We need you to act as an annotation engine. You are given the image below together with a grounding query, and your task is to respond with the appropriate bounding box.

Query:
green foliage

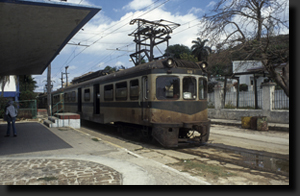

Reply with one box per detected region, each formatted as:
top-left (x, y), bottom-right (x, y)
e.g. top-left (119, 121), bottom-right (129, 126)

top-left (104, 65), bottom-right (126, 74)
top-left (0, 97), bottom-right (9, 118)
top-left (179, 53), bottom-right (198, 62)
top-left (239, 84), bottom-right (248, 91)
top-left (19, 90), bottom-right (38, 101)
top-left (164, 44), bottom-right (192, 59)
top-left (208, 82), bottom-right (218, 93)
top-left (191, 38), bottom-right (212, 61)
top-left (104, 66), bottom-right (117, 73)
top-left (19, 75), bottom-right (37, 92)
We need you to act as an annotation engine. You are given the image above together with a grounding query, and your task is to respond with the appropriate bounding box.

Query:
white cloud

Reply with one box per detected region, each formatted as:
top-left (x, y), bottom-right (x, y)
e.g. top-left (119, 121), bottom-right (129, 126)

top-left (44, 2), bottom-right (204, 91)
top-left (206, 1), bottom-right (216, 8)
top-left (188, 7), bottom-right (203, 15)
top-left (123, 0), bottom-right (154, 11)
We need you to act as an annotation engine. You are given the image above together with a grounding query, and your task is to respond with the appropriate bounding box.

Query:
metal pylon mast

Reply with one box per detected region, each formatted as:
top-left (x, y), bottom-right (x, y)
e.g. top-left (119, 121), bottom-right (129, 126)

top-left (128, 19), bottom-right (180, 66)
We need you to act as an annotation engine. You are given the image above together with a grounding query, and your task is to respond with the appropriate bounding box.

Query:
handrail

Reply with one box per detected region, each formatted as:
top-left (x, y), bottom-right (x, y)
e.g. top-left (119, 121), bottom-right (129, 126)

top-left (52, 98), bottom-right (65, 127)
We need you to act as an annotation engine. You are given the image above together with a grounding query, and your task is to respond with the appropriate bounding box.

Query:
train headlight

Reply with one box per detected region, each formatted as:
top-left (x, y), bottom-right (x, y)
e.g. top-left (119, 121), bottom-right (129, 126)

top-left (165, 58), bottom-right (174, 68)
top-left (200, 62), bottom-right (208, 70)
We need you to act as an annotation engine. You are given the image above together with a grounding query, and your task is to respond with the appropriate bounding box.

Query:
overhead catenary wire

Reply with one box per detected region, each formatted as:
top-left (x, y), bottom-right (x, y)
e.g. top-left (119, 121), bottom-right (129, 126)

top-left (53, 0), bottom-right (168, 80)
top-left (56, 0), bottom-right (171, 80)
top-left (50, 0), bottom-right (202, 90)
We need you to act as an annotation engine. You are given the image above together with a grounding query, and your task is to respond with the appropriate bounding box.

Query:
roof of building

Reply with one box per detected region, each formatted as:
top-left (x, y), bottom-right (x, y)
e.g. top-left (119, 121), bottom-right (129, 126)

top-left (0, 0), bottom-right (101, 76)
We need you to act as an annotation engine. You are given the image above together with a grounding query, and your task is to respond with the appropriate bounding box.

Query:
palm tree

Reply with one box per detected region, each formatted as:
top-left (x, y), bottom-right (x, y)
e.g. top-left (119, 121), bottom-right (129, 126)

top-left (0, 76), bottom-right (18, 97)
top-left (0, 76), bottom-right (11, 97)
top-left (191, 38), bottom-right (212, 62)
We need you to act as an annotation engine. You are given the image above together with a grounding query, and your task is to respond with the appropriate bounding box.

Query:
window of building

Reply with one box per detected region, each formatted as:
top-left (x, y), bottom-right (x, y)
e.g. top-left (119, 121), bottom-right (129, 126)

top-left (104, 84), bottom-right (114, 101)
top-left (156, 76), bottom-right (180, 100)
top-left (199, 78), bottom-right (208, 100)
top-left (130, 79), bottom-right (139, 100)
top-left (84, 89), bottom-right (90, 102)
top-left (183, 77), bottom-right (197, 100)
top-left (115, 82), bottom-right (127, 101)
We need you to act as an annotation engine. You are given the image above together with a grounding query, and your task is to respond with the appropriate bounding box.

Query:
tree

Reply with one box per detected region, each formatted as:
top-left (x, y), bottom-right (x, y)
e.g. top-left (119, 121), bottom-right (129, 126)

top-left (191, 37), bottom-right (212, 61)
top-left (104, 65), bottom-right (126, 74)
top-left (179, 53), bottom-right (198, 62)
top-left (18, 75), bottom-right (38, 101)
top-left (104, 66), bottom-right (117, 73)
top-left (198, 0), bottom-right (289, 96)
top-left (164, 44), bottom-right (191, 59)
top-left (0, 76), bottom-right (10, 97)
top-left (0, 76), bottom-right (18, 97)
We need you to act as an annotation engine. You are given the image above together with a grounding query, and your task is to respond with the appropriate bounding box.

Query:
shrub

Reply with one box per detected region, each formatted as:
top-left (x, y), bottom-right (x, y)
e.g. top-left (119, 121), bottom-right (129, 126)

top-left (239, 84), bottom-right (248, 91)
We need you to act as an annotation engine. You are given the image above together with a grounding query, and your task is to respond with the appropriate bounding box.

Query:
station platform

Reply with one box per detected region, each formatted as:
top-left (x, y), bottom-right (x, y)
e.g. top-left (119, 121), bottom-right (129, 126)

top-left (0, 120), bottom-right (210, 185)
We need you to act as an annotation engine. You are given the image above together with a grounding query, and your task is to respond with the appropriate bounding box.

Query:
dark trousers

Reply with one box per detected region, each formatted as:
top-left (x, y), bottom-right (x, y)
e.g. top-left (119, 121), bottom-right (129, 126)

top-left (6, 117), bottom-right (16, 135)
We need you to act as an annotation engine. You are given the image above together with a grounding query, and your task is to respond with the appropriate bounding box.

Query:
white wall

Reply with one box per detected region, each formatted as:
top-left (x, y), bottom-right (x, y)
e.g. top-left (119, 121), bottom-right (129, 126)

top-left (232, 60), bottom-right (268, 90)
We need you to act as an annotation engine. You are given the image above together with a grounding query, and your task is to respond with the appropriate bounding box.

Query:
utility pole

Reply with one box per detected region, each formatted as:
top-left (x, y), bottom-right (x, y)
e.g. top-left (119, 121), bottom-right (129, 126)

top-left (61, 72), bottom-right (64, 88)
top-left (47, 64), bottom-right (52, 116)
top-left (65, 66), bottom-right (69, 87)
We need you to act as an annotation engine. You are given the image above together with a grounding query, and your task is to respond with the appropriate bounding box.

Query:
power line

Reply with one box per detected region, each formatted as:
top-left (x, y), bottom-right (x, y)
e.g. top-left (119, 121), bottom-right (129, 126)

top-left (54, 0), bottom-right (170, 80)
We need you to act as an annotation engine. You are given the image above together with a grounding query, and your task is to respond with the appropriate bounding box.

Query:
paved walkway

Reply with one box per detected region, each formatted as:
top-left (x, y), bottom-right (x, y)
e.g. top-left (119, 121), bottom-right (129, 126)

top-left (0, 159), bottom-right (121, 185)
top-left (0, 121), bottom-right (210, 185)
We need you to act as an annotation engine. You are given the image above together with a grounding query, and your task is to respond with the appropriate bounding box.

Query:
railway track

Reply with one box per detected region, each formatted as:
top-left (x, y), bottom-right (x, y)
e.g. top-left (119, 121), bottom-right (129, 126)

top-left (80, 120), bottom-right (289, 177)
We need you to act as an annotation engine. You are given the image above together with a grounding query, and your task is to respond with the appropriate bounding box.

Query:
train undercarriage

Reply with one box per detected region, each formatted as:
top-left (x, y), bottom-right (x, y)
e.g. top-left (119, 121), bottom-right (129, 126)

top-left (115, 121), bottom-right (211, 148)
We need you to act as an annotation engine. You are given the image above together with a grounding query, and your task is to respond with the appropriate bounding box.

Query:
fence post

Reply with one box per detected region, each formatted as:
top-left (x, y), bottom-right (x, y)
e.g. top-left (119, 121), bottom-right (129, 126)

top-left (214, 84), bottom-right (224, 109)
top-left (262, 82), bottom-right (276, 111)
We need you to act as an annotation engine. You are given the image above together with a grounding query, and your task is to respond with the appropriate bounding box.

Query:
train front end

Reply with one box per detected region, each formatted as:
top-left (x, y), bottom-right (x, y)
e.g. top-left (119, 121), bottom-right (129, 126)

top-left (150, 58), bottom-right (211, 147)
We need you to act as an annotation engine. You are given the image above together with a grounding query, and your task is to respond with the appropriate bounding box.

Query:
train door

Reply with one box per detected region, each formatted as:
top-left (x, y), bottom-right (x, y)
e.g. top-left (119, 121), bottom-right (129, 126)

top-left (93, 84), bottom-right (100, 114)
top-left (78, 88), bottom-right (82, 113)
top-left (142, 76), bottom-right (149, 121)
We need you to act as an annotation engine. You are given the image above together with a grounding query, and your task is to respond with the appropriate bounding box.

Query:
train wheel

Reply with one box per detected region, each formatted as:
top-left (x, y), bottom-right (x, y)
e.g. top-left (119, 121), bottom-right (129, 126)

top-left (139, 127), bottom-right (153, 143)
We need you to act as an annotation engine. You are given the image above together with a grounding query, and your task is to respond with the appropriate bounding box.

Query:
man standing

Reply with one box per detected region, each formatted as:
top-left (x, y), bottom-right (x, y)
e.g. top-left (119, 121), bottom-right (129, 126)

top-left (5, 100), bottom-right (18, 137)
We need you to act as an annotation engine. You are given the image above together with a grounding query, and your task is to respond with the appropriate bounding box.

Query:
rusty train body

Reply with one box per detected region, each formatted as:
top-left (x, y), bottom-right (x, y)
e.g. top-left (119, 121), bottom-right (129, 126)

top-left (49, 58), bottom-right (210, 147)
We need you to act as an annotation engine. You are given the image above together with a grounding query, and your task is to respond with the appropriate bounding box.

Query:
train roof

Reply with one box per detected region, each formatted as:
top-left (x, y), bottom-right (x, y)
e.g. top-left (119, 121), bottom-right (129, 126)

top-left (53, 58), bottom-right (204, 93)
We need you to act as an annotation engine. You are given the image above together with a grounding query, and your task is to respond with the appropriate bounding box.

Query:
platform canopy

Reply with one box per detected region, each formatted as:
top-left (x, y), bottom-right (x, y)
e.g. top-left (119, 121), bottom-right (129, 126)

top-left (0, 0), bottom-right (101, 76)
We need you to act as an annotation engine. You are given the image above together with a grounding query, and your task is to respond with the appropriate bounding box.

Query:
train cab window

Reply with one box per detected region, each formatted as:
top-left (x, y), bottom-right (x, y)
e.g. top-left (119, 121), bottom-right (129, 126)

top-left (84, 89), bottom-right (90, 102)
top-left (156, 76), bottom-right (180, 100)
top-left (130, 79), bottom-right (139, 100)
top-left (183, 77), bottom-right (197, 100)
top-left (199, 78), bottom-right (208, 100)
top-left (104, 84), bottom-right (114, 101)
top-left (116, 82), bottom-right (127, 101)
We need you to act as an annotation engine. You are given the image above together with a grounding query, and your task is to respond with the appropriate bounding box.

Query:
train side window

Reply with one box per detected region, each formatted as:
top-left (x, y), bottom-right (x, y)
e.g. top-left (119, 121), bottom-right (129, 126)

top-left (69, 92), bottom-right (72, 102)
top-left (72, 91), bottom-right (76, 102)
top-left (130, 79), bottom-right (139, 100)
top-left (116, 82), bottom-right (127, 101)
top-left (156, 76), bottom-right (180, 100)
top-left (84, 89), bottom-right (90, 102)
top-left (64, 93), bottom-right (68, 103)
top-left (199, 78), bottom-right (208, 100)
top-left (104, 84), bottom-right (114, 101)
top-left (183, 77), bottom-right (197, 100)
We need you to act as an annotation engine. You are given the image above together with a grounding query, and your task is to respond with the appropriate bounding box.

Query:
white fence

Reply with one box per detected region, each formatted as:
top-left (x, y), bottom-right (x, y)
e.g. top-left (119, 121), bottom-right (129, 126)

top-left (208, 89), bottom-right (289, 110)
top-left (272, 90), bottom-right (289, 110)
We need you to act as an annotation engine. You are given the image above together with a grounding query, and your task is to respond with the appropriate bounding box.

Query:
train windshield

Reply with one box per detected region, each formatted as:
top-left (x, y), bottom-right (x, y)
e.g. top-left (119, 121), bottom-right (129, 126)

top-left (156, 76), bottom-right (180, 100)
top-left (183, 77), bottom-right (197, 100)
top-left (199, 78), bottom-right (208, 100)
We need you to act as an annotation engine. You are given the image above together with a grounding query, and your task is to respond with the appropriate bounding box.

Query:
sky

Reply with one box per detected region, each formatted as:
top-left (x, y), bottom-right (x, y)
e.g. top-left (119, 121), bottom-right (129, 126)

top-left (32, 0), bottom-right (289, 92)
top-left (32, 0), bottom-right (218, 92)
